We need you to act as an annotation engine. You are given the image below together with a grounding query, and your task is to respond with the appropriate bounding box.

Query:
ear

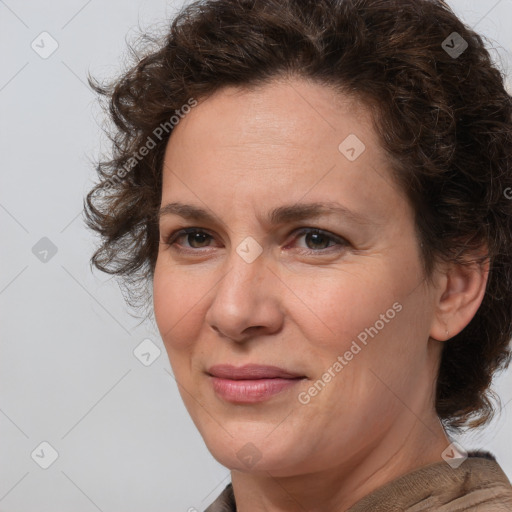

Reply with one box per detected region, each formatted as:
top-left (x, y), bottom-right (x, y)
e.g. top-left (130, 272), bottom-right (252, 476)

top-left (429, 247), bottom-right (490, 342)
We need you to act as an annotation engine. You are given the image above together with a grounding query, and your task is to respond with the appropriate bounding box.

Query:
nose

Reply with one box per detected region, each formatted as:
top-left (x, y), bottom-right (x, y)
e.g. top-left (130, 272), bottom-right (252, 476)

top-left (204, 245), bottom-right (284, 343)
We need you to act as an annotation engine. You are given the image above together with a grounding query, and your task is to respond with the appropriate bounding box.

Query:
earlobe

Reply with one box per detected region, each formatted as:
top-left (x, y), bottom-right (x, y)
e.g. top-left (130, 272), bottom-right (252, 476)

top-left (429, 252), bottom-right (490, 342)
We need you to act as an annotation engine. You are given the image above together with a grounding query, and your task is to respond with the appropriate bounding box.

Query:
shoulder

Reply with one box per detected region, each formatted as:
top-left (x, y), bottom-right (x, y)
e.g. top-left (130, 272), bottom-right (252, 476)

top-left (348, 451), bottom-right (512, 511)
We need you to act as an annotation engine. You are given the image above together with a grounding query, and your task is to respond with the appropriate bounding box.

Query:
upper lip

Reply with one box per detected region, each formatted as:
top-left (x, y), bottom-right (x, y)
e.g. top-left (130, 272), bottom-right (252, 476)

top-left (207, 364), bottom-right (305, 380)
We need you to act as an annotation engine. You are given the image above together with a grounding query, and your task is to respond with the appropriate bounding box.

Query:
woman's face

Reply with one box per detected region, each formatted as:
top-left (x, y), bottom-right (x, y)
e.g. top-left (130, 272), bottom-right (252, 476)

top-left (153, 77), bottom-right (445, 476)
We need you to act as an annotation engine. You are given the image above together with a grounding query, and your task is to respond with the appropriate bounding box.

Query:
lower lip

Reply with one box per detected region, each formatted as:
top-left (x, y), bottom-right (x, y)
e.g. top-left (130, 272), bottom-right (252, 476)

top-left (209, 376), bottom-right (304, 403)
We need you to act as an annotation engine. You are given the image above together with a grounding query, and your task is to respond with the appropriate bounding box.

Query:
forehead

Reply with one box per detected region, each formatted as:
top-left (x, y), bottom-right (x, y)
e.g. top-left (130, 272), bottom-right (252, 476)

top-left (167, 78), bottom-right (377, 153)
top-left (160, 77), bottom-right (408, 225)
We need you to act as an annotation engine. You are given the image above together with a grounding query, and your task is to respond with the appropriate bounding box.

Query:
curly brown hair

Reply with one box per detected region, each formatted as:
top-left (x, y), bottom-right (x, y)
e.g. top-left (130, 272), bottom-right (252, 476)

top-left (84, 0), bottom-right (512, 431)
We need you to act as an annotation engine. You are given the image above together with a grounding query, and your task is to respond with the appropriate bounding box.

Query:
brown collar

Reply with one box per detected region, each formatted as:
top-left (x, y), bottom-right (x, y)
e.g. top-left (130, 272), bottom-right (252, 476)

top-left (204, 451), bottom-right (512, 511)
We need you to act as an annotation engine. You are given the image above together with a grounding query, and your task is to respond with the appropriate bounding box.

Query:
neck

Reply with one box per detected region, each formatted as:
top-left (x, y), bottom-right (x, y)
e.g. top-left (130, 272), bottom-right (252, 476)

top-left (230, 410), bottom-right (450, 512)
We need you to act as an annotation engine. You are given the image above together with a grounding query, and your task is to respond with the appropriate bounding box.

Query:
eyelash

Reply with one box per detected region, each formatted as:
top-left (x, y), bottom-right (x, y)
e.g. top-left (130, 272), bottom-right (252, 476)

top-left (163, 227), bottom-right (348, 255)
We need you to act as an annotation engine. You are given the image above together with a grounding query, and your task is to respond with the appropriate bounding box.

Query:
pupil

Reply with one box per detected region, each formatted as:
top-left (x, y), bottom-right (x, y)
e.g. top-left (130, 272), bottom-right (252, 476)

top-left (307, 232), bottom-right (327, 249)
top-left (190, 233), bottom-right (207, 248)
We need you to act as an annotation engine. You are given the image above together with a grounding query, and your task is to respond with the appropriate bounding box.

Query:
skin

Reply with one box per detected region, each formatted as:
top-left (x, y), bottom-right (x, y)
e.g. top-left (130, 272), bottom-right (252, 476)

top-left (152, 77), bottom-right (489, 512)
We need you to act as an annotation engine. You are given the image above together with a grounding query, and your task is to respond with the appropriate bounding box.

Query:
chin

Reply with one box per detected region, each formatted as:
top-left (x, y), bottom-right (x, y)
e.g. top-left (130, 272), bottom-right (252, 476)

top-left (202, 431), bottom-right (305, 474)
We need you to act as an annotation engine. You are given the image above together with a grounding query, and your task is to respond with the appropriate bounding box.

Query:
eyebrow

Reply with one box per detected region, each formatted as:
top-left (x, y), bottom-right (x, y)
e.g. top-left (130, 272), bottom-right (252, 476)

top-left (158, 201), bottom-right (373, 227)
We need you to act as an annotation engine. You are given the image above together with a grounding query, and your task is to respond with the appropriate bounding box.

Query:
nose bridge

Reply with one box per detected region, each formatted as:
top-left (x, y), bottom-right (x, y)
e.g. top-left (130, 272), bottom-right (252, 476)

top-left (218, 236), bottom-right (267, 302)
top-left (206, 236), bottom-right (280, 338)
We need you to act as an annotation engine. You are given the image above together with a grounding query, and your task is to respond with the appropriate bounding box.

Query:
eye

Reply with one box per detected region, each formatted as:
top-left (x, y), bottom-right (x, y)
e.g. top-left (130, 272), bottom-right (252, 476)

top-left (163, 226), bottom-right (348, 255)
top-left (291, 228), bottom-right (348, 254)
top-left (164, 228), bottom-right (216, 251)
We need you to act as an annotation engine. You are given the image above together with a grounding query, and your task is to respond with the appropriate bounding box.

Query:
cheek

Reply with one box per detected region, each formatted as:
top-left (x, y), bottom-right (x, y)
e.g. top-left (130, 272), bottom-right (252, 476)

top-left (152, 263), bottom-right (208, 352)
top-left (291, 260), bottom-right (428, 404)
top-left (288, 266), bottom-right (400, 353)
top-left (305, 282), bottom-right (431, 416)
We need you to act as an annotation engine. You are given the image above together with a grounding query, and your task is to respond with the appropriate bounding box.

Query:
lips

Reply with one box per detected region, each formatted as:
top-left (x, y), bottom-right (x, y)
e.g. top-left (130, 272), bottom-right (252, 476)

top-left (207, 364), bottom-right (305, 380)
top-left (206, 364), bottom-right (306, 403)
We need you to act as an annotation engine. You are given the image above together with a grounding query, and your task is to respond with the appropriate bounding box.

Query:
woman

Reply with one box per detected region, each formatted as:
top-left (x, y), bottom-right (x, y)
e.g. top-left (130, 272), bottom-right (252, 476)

top-left (85, 0), bottom-right (512, 509)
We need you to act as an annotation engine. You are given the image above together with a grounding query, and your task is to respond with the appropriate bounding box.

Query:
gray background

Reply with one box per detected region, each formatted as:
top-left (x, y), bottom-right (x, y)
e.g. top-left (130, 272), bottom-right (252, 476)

top-left (1, 1), bottom-right (511, 510)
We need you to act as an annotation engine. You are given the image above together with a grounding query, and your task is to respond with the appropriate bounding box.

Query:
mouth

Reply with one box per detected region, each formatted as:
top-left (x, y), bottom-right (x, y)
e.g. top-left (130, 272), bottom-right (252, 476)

top-left (206, 364), bottom-right (306, 403)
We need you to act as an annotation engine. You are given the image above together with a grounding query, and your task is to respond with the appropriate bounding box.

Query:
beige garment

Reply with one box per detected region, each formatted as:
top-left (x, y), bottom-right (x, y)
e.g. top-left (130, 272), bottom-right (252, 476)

top-left (204, 451), bottom-right (512, 511)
